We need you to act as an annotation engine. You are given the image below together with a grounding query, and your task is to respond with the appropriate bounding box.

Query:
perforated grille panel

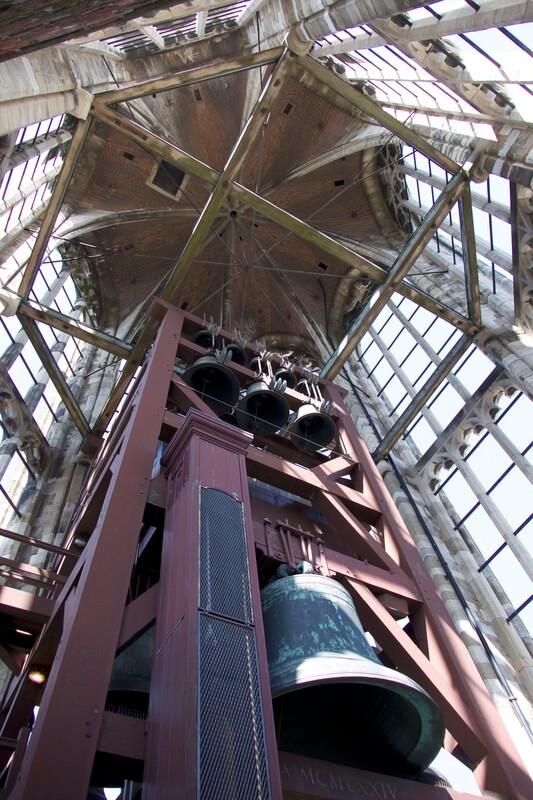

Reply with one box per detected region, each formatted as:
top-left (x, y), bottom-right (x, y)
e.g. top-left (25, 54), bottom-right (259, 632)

top-left (199, 487), bottom-right (253, 624)
top-left (198, 614), bottom-right (270, 800)
top-left (198, 488), bottom-right (270, 799)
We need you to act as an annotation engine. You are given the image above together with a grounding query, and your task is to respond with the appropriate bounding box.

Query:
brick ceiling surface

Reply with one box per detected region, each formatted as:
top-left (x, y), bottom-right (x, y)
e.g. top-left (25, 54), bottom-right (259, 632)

top-left (62, 58), bottom-right (402, 353)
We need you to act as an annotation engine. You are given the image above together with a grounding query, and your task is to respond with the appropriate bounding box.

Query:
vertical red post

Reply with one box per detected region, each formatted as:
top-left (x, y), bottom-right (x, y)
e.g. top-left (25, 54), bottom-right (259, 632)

top-left (143, 409), bottom-right (282, 800)
top-left (8, 305), bottom-right (182, 800)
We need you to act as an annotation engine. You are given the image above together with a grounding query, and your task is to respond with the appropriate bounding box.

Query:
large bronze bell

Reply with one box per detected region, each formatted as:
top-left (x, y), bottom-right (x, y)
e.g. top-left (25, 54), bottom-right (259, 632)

top-left (261, 573), bottom-right (445, 775)
top-left (183, 355), bottom-right (240, 415)
top-left (236, 380), bottom-right (290, 436)
top-left (287, 403), bottom-right (336, 452)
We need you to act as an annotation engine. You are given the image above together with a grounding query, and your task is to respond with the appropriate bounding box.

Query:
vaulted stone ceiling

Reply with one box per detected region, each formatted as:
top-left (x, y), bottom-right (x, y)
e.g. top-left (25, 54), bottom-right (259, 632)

top-left (3, 0), bottom-right (531, 435)
top-left (60, 47), bottom-right (403, 360)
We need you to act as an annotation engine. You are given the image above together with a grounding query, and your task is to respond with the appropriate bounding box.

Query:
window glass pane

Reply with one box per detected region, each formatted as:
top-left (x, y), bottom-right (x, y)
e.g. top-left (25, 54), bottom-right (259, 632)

top-left (402, 350), bottom-right (431, 383)
top-left (361, 342), bottom-right (382, 371)
top-left (505, 23), bottom-right (533, 52)
top-left (423, 319), bottom-right (453, 352)
top-left (37, 322), bottom-right (57, 349)
top-left (455, 347), bottom-right (494, 393)
top-left (439, 471), bottom-right (477, 518)
top-left (465, 438), bottom-right (512, 491)
top-left (491, 217), bottom-right (512, 254)
top-left (497, 394), bottom-right (532, 453)
top-left (360, 332), bottom-right (373, 352)
top-left (407, 416), bottom-right (436, 453)
top-left (389, 330), bottom-right (415, 362)
top-left (463, 506), bottom-right (504, 561)
top-left (490, 468), bottom-right (533, 532)
top-left (373, 359), bottom-right (394, 386)
top-left (490, 548), bottom-right (532, 611)
top-left (379, 315), bottom-right (403, 347)
top-left (517, 518), bottom-right (532, 551)
top-left (410, 306), bottom-right (436, 333)
top-left (428, 384), bottom-right (463, 427)
top-left (382, 374), bottom-right (406, 408)
top-left (516, 602), bottom-right (533, 635)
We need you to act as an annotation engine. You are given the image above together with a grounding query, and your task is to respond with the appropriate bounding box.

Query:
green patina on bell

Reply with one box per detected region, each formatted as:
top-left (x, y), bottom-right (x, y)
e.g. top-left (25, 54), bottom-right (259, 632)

top-left (261, 573), bottom-right (445, 776)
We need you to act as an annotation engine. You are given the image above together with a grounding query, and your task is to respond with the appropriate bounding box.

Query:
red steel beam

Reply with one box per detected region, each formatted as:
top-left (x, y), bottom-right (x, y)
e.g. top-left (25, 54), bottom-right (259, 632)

top-left (326, 381), bottom-right (533, 799)
top-left (6, 305), bottom-right (183, 800)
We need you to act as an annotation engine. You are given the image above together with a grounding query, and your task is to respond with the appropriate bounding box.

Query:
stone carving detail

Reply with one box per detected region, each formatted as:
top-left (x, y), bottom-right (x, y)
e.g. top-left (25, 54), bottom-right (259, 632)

top-left (512, 185), bottom-right (533, 335)
top-left (0, 382), bottom-right (44, 473)
top-left (376, 143), bottom-right (413, 234)
top-left (60, 241), bottom-right (100, 324)
top-left (0, 389), bottom-right (23, 437)
top-left (481, 381), bottom-right (519, 422)
top-left (426, 379), bottom-right (520, 490)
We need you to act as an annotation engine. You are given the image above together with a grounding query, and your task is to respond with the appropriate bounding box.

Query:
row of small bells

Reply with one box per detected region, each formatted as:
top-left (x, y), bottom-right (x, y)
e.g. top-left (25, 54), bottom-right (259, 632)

top-left (182, 331), bottom-right (336, 452)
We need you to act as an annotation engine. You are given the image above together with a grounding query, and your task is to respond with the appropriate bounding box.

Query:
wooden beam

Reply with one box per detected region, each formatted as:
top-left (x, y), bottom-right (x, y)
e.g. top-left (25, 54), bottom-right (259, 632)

top-left (321, 170), bottom-right (470, 378)
top-left (90, 102), bottom-right (387, 282)
top-left (459, 187), bottom-right (482, 327)
top-left (17, 117), bottom-right (91, 300)
top-left (0, 527), bottom-right (78, 560)
top-left (98, 47), bottom-right (284, 105)
top-left (90, 51), bottom-right (294, 435)
top-left (18, 300), bottom-right (132, 359)
top-left (345, 579), bottom-right (487, 761)
top-left (246, 446), bottom-right (381, 523)
top-left (18, 317), bottom-right (89, 437)
top-left (300, 55), bottom-right (461, 175)
top-left (346, 578), bottom-right (533, 799)
top-left (160, 46), bottom-right (294, 303)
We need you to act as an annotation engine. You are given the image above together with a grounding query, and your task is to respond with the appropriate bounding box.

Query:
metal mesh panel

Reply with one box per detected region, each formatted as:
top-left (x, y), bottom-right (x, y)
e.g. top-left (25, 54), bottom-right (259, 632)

top-left (199, 613), bottom-right (270, 800)
top-left (199, 487), bottom-right (253, 623)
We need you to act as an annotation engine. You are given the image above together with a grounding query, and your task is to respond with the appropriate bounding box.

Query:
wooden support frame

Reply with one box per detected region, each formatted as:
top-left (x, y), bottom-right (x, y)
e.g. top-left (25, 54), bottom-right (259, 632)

top-left (320, 170), bottom-right (470, 379)
top-left (371, 333), bottom-right (472, 462)
top-left (90, 102), bottom-right (477, 337)
top-left (3, 302), bottom-right (184, 800)
top-left (459, 186), bottom-right (482, 327)
top-left (98, 47), bottom-right (284, 105)
top-left (18, 300), bottom-right (132, 359)
top-left (17, 118), bottom-right (91, 300)
top-left (157, 44), bottom-right (294, 303)
top-left (300, 55), bottom-right (462, 175)
top-left (18, 316), bottom-right (89, 437)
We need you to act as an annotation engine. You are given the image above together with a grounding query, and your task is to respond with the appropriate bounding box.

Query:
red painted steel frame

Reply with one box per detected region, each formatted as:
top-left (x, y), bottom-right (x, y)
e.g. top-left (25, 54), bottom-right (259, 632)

top-left (0, 305), bottom-right (530, 800)
top-left (5, 303), bottom-right (183, 799)
top-left (143, 409), bottom-right (281, 799)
